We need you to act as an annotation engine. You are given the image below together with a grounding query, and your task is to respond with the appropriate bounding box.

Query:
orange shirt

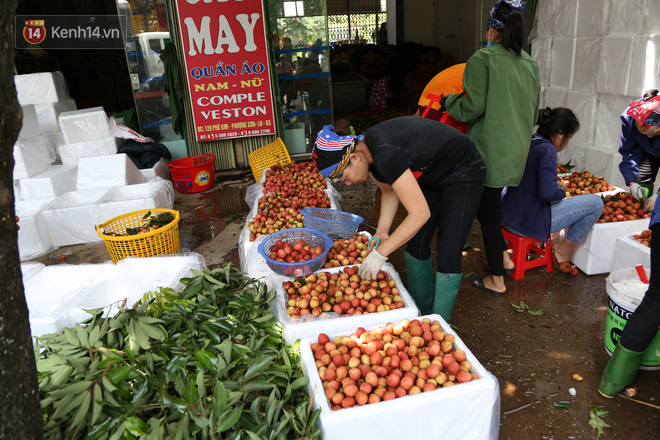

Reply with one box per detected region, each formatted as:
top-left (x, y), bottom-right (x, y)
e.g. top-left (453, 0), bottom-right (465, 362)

top-left (417, 63), bottom-right (466, 110)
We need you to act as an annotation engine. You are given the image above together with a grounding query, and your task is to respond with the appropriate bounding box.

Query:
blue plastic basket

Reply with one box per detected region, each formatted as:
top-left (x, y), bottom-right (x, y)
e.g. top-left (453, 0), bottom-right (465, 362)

top-left (301, 208), bottom-right (364, 239)
top-left (257, 228), bottom-right (333, 277)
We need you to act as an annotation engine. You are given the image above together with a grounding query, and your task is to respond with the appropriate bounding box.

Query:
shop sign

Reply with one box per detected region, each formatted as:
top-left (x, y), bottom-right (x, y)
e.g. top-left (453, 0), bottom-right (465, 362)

top-left (174, 0), bottom-right (276, 141)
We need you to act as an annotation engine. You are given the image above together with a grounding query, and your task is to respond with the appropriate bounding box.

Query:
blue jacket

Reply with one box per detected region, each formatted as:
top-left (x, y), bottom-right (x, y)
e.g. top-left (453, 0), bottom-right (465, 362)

top-left (502, 134), bottom-right (565, 241)
top-left (618, 101), bottom-right (660, 186)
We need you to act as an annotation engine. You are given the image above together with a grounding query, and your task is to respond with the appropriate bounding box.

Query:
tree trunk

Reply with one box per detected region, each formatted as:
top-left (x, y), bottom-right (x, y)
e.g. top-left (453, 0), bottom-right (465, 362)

top-left (0, 1), bottom-right (44, 439)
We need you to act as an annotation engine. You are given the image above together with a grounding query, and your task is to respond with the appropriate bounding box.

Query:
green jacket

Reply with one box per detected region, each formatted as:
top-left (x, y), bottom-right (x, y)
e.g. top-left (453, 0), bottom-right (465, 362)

top-left (445, 43), bottom-right (540, 188)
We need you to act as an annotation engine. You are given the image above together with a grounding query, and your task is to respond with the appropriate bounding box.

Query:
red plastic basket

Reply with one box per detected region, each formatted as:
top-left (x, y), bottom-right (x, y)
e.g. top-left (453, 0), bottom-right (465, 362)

top-left (167, 154), bottom-right (216, 193)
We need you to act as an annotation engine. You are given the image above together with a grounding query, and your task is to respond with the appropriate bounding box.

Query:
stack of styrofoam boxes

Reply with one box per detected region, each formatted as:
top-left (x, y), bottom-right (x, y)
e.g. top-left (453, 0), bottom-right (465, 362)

top-left (532, 0), bottom-right (660, 191)
top-left (267, 264), bottom-right (420, 347)
top-left (58, 106), bottom-right (119, 165)
top-left (299, 314), bottom-right (500, 440)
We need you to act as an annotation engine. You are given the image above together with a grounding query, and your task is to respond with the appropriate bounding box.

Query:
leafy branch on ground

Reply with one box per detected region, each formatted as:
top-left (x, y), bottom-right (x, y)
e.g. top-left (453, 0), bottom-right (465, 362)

top-left (511, 301), bottom-right (544, 316)
top-left (589, 403), bottom-right (611, 438)
top-left (36, 263), bottom-right (321, 439)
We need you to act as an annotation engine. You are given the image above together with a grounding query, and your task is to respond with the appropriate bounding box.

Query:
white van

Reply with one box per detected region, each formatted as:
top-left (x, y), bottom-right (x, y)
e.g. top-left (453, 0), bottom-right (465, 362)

top-left (136, 32), bottom-right (170, 78)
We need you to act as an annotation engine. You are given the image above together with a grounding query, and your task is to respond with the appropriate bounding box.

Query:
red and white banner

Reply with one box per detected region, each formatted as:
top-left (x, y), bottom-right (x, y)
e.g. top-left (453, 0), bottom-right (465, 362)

top-left (175, 0), bottom-right (276, 141)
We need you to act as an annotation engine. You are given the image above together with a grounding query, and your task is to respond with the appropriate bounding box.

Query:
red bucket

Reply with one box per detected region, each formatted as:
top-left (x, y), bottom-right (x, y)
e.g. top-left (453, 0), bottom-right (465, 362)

top-left (167, 154), bottom-right (216, 193)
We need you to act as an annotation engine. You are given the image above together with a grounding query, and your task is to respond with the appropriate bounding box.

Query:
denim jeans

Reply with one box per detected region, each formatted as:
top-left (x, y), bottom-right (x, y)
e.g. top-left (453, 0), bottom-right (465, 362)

top-left (550, 194), bottom-right (604, 242)
top-left (406, 155), bottom-right (485, 273)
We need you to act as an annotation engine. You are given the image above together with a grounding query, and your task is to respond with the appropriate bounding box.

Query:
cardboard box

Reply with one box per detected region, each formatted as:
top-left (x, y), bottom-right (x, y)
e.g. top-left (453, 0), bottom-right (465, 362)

top-left (299, 314), bottom-right (500, 440)
top-left (268, 264), bottom-right (420, 347)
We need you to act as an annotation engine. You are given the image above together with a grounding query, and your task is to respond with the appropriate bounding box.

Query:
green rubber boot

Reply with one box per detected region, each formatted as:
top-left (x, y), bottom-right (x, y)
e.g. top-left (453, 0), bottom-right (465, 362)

top-left (432, 272), bottom-right (462, 320)
top-left (403, 250), bottom-right (435, 315)
top-left (598, 344), bottom-right (645, 398)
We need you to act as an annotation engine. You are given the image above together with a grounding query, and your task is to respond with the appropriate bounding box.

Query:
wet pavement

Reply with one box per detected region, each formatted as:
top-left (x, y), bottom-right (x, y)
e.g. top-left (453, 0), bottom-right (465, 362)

top-left (26, 172), bottom-right (659, 438)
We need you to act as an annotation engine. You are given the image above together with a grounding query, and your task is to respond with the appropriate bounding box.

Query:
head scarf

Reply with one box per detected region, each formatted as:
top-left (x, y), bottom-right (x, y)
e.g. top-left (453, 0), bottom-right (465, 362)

top-left (312, 125), bottom-right (364, 180)
top-left (487, 0), bottom-right (526, 31)
top-left (627, 96), bottom-right (660, 137)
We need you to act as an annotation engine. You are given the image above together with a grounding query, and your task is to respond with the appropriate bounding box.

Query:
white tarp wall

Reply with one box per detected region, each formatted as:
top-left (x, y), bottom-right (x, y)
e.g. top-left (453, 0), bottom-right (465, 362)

top-left (531, 0), bottom-right (660, 189)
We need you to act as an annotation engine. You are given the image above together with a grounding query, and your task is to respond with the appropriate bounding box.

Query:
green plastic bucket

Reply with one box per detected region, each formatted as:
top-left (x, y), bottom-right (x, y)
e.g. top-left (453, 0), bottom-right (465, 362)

top-left (605, 267), bottom-right (660, 370)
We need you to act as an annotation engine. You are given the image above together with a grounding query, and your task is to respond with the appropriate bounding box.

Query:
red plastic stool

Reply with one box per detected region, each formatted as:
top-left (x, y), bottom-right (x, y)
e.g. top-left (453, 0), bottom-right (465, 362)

top-left (501, 227), bottom-right (553, 280)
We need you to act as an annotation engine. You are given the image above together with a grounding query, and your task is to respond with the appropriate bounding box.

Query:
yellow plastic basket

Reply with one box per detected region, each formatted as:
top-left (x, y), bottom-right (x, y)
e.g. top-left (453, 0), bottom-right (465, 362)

top-left (96, 209), bottom-right (181, 263)
top-left (249, 137), bottom-right (291, 182)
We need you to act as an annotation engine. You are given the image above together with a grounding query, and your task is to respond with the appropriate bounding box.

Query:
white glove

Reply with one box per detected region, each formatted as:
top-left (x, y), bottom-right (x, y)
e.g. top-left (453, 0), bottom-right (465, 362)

top-left (643, 192), bottom-right (657, 212)
top-left (358, 249), bottom-right (388, 280)
top-left (629, 183), bottom-right (648, 202)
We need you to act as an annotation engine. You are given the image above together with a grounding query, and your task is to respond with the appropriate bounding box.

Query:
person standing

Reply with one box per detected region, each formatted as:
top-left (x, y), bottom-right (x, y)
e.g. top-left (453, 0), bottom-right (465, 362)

top-left (501, 108), bottom-right (603, 275)
top-left (442, 0), bottom-right (540, 295)
top-left (312, 117), bottom-right (485, 320)
top-left (618, 89), bottom-right (660, 212)
top-left (599, 206), bottom-right (660, 397)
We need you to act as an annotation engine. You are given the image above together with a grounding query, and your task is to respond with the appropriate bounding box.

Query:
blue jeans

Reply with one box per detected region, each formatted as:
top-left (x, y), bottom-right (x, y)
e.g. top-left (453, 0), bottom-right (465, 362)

top-left (550, 194), bottom-right (604, 242)
top-left (406, 155), bottom-right (485, 273)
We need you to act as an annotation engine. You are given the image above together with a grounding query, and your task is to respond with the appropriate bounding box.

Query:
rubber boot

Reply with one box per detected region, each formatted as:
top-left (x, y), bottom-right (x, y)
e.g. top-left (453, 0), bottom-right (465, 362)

top-left (598, 343), bottom-right (645, 398)
top-left (432, 272), bottom-right (462, 320)
top-left (403, 250), bottom-right (435, 315)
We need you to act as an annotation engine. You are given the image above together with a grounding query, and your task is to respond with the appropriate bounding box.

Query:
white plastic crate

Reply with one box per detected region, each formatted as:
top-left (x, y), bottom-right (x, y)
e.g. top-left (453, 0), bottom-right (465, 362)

top-left (299, 314), bottom-right (500, 440)
top-left (77, 153), bottom-right (146, 190)
top-left (19, 164), bottom-right (77, 200)
top-left (267, 263), bottom-right (420, 347)
top-left (58, 106), bottom-right (111, 144)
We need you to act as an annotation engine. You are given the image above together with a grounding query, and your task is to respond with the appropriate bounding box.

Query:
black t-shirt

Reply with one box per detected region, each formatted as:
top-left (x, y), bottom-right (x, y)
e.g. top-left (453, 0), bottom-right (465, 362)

top-left (363, 116), bottom-right (478, 188)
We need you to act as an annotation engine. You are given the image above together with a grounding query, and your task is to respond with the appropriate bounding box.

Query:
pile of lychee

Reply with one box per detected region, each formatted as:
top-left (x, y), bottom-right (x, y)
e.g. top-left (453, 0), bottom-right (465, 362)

top-left (263, 161), bottom-right (327, 195)
top-left (559, 170), bottom-right (615, 197)
top-left (283, 266), bottom-right (405, 318)
top-left (310, 318), bottom-right (479, 410)
top-left (599, 193), bottom-right (650, 223)
top-left (323, 234), bottom-right (372, 268)
top-left (632, 229), bottom-right (652, 247)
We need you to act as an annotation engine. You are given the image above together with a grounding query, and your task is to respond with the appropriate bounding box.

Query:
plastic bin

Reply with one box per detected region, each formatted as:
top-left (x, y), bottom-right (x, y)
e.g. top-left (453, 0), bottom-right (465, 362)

top-left (301, 207), bottom-right (364, 239)
top-left (167, 154), bottom-right (216, 193)
top-left (248, 138), bottom-right (291, 182)
top-left (257, 228), bottom-right (332, 277)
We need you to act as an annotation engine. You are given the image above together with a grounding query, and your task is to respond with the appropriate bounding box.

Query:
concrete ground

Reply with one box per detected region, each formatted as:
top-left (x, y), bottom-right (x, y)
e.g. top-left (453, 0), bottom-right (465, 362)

top-left (27, 172), bottom-right (660, 439)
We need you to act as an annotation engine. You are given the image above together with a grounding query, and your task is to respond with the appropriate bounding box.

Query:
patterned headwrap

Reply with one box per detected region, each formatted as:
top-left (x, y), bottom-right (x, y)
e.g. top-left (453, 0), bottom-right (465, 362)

top-left (627, 96), bottom-right (660, 137)
top-left (312, 125), bottom-right (364, 180)
top-left (487, 0), bottom-right (526, 31)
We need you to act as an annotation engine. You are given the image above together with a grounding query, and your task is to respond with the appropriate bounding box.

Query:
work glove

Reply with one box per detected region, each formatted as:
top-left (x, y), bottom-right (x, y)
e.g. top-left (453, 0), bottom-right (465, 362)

top-left (629, 183), bottom-right (648, 202)
top-left (358, 249), bottom-right (388, 281)
top-left (438, 95), bottom-right (448, 113)
top-left (643, 192), bottom-right (657, 212)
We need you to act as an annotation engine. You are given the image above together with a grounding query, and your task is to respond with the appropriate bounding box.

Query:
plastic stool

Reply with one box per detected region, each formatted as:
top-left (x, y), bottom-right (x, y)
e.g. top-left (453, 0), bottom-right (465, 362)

top-left (501, 227), bottom-right (553, 280)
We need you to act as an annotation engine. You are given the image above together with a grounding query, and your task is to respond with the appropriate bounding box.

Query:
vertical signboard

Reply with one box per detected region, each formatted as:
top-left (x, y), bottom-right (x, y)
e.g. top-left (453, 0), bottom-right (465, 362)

top-left (175, 0), bottom-right (276, 141)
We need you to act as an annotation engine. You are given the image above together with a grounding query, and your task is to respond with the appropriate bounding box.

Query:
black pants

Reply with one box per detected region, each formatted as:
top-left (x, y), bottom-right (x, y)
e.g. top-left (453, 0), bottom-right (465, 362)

top-left (637, 149), bottom-right (660, 187)
top-left (620, 222), bottom-right (660, 351)
top-left (406, 156), bottom-right (485, 273)
top-left (475, 187), bottom-right (507, 276)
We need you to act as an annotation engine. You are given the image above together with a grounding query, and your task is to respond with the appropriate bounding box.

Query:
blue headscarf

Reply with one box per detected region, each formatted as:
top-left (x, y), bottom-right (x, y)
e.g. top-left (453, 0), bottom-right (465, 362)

top-left (487, 0), bottom-right (526, 31)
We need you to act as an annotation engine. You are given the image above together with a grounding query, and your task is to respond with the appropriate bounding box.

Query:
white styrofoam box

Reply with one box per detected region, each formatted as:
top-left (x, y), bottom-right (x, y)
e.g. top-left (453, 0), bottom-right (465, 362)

top-left (139, 157), bottom-right (171, 180)
top-left (21, 262), bottom-right (45, 281)
top-left (541, 86), bottom-right (568, 109)
top-left (98, 178), bottom-right (175, 221)
top-left (549, 38), bottom-right (575, 89)
top-left (19, 164), bottom-right (77, 200)
top-left (607, 0), bottom-right (645, 35)
top-left (565, 91), bottom-right (597, 148)
top-left (44, 131), bottom-right (65, 160)
top-left (14, 71), bottom-right (69, 106)
top-left (13, 134), bottom-right (56, 180)
top-left (595, 94), bottom-right (637, 152)
top-left (299, 314), bottom-right (500, 440)
top-left (267, 264), bottom-right (420, 347)
top-left (584, 148), bottom-right (626, 190)
top-left (59, 137), bottom-right (119, 165)
top-left (576, 0), bottom-right (607, 36)
top-left (77, 153), bottom-right (146, 190)
top-left (552, 0), bottom-right (578, 37)
top-left (596, 36), bottom-right (634, 96)
top-left (16, 198), bottom-right (56, 261)
top-left (34, 98), bottom-right (77, 132)
top-left (572, 37), bottom-right (601, 93)
top-left (58, 106), bottom-right (111, 144)
top-left (627, 34), bottom-right (660, 98)
top-left (23, 262), bottom-right (116, 337)
top-left (611, 234), bottom-right (651, 273)
top-left (19, 104), bottom-right (42, 140)
top-left (531, 37), bottom-right (552, 88)
top-left (41, 188), bottom-right (113, 246)
top-left (572, 219), bottom-right (650, 275)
